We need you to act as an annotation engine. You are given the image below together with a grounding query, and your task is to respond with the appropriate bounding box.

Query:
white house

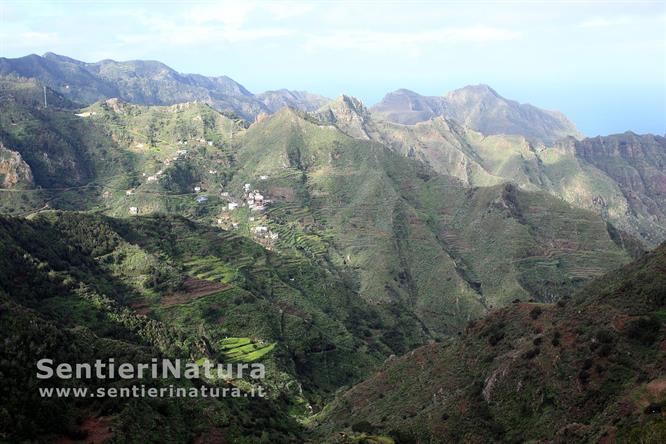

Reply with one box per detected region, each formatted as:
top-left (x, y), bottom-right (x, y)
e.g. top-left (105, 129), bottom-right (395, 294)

top-left (228, 202), bottom-right (239, 210)
top-left (253, 226), bottom-right (268, 234)
top-left (260, 175), bottom-right (268, 180)
top-left (244, 183), bottom-right (251, 192)
top-left (129, 207), bottom-right (139, 215)
top-left (194, 186), bottom-right (201, 192)
top-left (125, 189), bottom-right (134, 196)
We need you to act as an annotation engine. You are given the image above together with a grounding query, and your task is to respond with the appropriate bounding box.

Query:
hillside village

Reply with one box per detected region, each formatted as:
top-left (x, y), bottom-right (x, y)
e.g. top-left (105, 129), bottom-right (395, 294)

top-left (122, 133), bottom-right (282, 248)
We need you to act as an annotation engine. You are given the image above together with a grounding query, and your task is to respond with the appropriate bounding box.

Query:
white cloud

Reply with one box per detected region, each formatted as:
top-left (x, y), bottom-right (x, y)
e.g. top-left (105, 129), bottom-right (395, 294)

top-left (185, 2), bottom-right (257, 28)
top-left (302, 26), bottom-right (521, 52)
top-left (263, 2), bottom-right (314, 20)
top-left (113, 3), bottom-right (297, 48)
top-left (0, 31), bottom-right (62, 50)
top-left (117, 26), bottom-right (294, 47)
top-left (579, 17), bottom-right (632, 28)
top-left (579, 14), bottom-right (666, 28)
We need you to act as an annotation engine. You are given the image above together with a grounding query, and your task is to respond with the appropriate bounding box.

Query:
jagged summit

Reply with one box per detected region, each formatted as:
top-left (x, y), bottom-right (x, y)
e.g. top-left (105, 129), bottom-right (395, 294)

top-left (312, 94), bottom-right (373, 139)
top-left (334, 94), bottom-right (368, 114)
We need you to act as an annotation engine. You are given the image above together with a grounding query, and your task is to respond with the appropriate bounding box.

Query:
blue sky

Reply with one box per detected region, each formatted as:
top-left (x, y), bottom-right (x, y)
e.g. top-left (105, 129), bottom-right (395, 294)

top-left (1, 0), bottom-right (665, 136)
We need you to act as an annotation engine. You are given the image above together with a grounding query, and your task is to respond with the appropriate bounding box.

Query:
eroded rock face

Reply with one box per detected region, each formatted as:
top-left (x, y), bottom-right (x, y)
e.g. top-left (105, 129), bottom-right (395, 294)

top-left (574, 133), bottom-right (666, 245)
top-left (0, 143), bottom-right (33, 188)
top-left (576, 133), bottom-right (666, 196)
top-left (313, 95), bottom-right (375, 140)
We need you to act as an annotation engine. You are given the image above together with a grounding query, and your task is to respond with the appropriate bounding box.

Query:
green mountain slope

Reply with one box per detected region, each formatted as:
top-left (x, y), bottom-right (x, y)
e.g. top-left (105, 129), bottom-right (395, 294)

top-left (0, 56), bottom-right (664, 443)
top-left (223, 108), bottom-right (635, 335)
top-left (315, 241), bottom-right (666, 443)
top-left (0, 83), bottom-right (639, 338)
top-left (0, 213), bottom-right (304, 442)
top-left (318, 95), bottom-right (665, 246)
top-left (0, 81), bottom-right (128, 189)
top-left (0, 209), bottom-right (433, 441)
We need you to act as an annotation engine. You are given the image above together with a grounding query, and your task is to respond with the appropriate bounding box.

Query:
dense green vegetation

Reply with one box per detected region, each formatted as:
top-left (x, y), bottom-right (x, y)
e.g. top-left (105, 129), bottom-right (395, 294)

top-left (315, 242), bottom-right (666, 443)
top-left (0, 66), bottom-right (663, 442)
top-left (318, 94), bottom-right (666, 247)
top-left (0, 211), bottom-right (417, 441)
top-left (0, 213), bottom-right (306, 442)
top-left (0, 78), bottom-right (640, 338)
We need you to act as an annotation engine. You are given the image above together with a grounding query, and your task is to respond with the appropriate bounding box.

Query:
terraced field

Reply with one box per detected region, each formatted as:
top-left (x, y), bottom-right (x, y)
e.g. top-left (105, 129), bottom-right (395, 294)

top-left (184, 256), bottom-right (237, 282)
top-left (218, 337), bottom-right (277, 363)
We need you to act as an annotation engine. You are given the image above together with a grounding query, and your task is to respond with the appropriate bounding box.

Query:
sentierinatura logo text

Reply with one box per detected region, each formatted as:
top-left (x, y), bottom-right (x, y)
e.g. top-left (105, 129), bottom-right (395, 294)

top-left (36, 358), bottom-right (265, 380)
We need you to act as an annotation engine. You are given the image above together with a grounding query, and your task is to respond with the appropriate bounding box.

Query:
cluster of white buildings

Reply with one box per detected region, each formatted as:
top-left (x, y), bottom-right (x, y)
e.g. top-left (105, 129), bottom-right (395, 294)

top-left (243, 182), bottom-right (271, 212)
top-left (252, 225), bottom-right (279, 241)
top-left (247, 191), bottom-right (265, 211)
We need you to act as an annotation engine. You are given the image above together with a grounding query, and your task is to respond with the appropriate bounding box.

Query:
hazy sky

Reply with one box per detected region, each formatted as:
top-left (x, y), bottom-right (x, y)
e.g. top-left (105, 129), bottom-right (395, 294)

top-left (1, 0), bottom-right (665, 136)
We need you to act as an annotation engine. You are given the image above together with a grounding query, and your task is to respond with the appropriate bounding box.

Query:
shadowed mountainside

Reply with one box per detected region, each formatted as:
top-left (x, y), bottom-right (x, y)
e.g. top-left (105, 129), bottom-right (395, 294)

top-left (314, 241), bottom-right (666, 443)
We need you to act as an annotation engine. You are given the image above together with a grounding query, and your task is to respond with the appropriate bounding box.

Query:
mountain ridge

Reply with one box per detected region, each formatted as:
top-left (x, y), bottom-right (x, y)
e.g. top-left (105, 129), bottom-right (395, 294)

top-left (371, 84), bottom-right (583, 144)
top-left (0, 53), bottom-right (329, 120)
top-left (311, 93), bottom-right (666, 246)
top-left (0, 53), bottom-right (665, 443)
top-left (0, 79), bottom-right (639, 338)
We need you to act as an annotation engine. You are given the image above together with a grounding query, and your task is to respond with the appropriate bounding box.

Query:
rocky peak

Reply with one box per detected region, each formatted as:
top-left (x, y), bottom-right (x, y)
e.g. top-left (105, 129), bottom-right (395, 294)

top-left (312, 95), bottom-right (372, 139)
top-left (0, 143), bottom-right (34, 188)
